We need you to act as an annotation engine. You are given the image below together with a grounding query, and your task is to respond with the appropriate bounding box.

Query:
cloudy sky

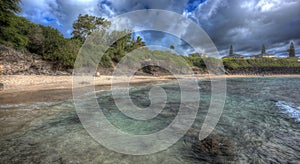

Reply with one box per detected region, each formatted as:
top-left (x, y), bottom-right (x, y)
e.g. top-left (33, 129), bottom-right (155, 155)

top-left (19, 0), bottom-right (300, 56)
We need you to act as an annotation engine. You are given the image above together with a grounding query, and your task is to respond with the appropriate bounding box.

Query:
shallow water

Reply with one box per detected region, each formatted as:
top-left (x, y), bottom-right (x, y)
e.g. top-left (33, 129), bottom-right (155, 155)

top-left (0, 77), bottom-right (300, 163)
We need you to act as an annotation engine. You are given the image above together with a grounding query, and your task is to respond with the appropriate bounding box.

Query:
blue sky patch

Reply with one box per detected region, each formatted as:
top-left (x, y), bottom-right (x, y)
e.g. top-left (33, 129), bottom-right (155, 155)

top-left (44, 17), bottom-right (56, 23)
top-left (186, 0), bottom-right (206, 12)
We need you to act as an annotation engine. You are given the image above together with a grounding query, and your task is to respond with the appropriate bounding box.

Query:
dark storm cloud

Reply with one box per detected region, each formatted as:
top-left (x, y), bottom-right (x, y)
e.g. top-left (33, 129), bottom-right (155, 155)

top-left (188, 0), bottom-right (300, 56)
top-left (106, 0), bottom-right (188, 13)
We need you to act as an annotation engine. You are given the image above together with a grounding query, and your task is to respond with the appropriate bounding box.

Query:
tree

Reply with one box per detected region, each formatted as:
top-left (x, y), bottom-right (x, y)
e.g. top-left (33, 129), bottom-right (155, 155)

top-left (170, 45), bottom-right (175, 50)
top-left (0, 0), bottom-right (21, 25)
top-left (107, 33), bottom-right (130, 62)
top-left (187, 53), bottom-right (205, 68)
top-left (0, 15), bottom-right (34, 49)
top-left (41, 26), bottom-right (66, 58)
top-left (42, 37), bottom-right (81, 69)
top-left (128, 36), bottom-right (145, 51)
top-left (52, 39), bottom-right (81, 69)
top-left (288, 42), bottom-right (295, 58)
top-left (261, 44), bottom-right (266, 54)
top-left (105, 31), bottom-right (146, 63)
top-left (27, 25), bottom-right (45, 54)
top-left (135, 36), bottom-right (145, 47)
top-left (72, 14), bottom-right (110, 43)
top-left (229, 45), bottom-right (233, 56)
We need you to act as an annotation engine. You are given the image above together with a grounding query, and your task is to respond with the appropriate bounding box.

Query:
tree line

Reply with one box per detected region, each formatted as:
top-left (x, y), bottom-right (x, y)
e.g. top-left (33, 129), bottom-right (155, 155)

top-left (0, 0), bottom-right (145, 70)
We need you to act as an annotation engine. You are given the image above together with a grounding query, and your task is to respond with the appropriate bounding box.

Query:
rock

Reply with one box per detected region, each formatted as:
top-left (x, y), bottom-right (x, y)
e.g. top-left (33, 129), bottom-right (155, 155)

top-left (0, 45), bottom-right (64, 75)
top-left (0, 45), bottom-right (33, 75)
top-left (0, 83), bottom-right (4, 91)
top-left (67, 69), bottom-right (74, 74)
top-left (95, 72), bottom-right (101, 77)
top-left (55, 71), bottom-right (70, 76)
top-left (191, 133), bottom-right (236, 163)
top-left (0, 64), bottom-right (3, 74)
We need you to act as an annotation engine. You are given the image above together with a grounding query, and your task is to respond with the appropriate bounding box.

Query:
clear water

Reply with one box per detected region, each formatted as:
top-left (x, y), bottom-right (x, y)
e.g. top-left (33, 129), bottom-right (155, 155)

top-left (0, 77), bottom-right (300, 163)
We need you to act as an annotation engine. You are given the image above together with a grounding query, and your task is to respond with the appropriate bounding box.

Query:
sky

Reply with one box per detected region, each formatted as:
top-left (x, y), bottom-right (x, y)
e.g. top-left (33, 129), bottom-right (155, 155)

top-left (19, 0), bottom-right (300, 57)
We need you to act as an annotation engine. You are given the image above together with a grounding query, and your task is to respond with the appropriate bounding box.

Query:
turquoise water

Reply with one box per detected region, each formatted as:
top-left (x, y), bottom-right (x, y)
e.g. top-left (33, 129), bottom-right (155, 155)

top-left (0, 77), bottom-right (300, 163)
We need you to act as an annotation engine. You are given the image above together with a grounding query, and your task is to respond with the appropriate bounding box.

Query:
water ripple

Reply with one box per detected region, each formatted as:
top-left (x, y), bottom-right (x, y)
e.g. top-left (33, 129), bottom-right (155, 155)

top-left (276, 101), bottom-right (300, 122)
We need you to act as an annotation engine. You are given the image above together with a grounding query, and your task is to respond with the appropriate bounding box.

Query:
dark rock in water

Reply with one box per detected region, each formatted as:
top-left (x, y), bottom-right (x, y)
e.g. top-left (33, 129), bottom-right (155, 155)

top-left (0, 83), bottom-right (3, 91)
top-left (191, 133), bottom-right (236, 163)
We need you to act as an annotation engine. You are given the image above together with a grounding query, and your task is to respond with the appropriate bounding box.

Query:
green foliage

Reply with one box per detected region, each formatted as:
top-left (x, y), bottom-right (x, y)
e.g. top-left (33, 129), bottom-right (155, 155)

top-left (185, 53), bottom-right (205, 68)
top-left (47, 39), bottom-right (81, 69)
top-left (0, 0), bottom-right (21, 26)
top-left (0, 0), bottom-right (25, 49)
top-left (105, 30), bottom-right (145, 63)
top-left (71, 14), bottom-right (145, 68)
top-left (223, 58), bottom-right (251, 69)
top-left (99, 54), bottom-right (113, 68)
top-left (106, 31), bottom-right (131, 63)
top-left (129, 36), bottom-right (145, 50)
top-left (223, 58), bottom-right (300, 70)
top-left (27, 25), bottom-right (44, 54)
top-left (75, 39), bottom-right (107, 68)
top-left (0, 15), bottom-right (35, 50)
top-left (288, 42), bottom-right (295, 57)
top-left (0, 9), bottom-right (81, 69)
top-left (72, 14), bottom-right (110, 43)
top-left (117, 47), bottom-right (190, 73)
top-left (186, 54), bottom-right (300, 72)
top-left (40, 26), bottom-right (65, 57)
top-left (0, 9), bottom-right (147, 70)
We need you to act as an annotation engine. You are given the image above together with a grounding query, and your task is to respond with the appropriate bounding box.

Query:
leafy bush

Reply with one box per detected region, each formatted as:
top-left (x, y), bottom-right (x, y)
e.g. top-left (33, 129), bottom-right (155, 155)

top-left (223, 58), bottom-right (300, 70)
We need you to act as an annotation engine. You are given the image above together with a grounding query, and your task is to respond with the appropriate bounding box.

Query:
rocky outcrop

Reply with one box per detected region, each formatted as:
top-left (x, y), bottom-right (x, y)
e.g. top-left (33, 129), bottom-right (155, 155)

top-left (192, 66), bottom-right (208, 74)
top-left (0, 45), bottom-right (70, 75)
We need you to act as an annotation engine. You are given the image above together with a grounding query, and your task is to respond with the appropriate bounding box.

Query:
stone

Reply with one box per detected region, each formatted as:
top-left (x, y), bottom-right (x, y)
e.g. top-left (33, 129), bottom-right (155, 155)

top-left (95, 72), bottom-right (101, 77)
top-left (0, 64), bottom-right (3, 74)
top-left (0, 83), bottom-right (4, 91)
top-left (0, 45), bottom-right (61, 75)
top-left (191, 133), bottom-right (236, 163)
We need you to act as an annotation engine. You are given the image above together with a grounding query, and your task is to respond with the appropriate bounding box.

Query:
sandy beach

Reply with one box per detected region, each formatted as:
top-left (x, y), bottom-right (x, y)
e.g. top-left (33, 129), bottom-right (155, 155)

top-left (0, 75), bottom-right (175, 104)
top-left (1, 74), bottom-right (300, 104)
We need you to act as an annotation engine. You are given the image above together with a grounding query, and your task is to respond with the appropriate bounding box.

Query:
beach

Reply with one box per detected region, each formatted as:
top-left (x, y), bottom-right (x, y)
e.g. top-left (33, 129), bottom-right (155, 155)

top-left (0, 75), bottom-right (173, 104)
top-left (1, 74), bottom-right (300, 104)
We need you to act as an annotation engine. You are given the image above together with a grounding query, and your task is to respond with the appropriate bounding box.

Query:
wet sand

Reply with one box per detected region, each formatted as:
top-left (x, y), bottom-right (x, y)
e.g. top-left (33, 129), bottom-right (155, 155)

top-left (0, 75), bottom-right (174, 104)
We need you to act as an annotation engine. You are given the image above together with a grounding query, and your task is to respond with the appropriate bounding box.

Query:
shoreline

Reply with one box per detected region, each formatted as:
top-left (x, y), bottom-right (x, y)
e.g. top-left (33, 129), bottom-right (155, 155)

top-left (1, 74), bottom-right (300, 104)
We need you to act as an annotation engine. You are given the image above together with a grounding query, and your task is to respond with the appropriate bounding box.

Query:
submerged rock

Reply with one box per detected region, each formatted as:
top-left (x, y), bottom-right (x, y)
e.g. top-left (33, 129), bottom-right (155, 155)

top-left (191, 133), bottom-right (236, 163)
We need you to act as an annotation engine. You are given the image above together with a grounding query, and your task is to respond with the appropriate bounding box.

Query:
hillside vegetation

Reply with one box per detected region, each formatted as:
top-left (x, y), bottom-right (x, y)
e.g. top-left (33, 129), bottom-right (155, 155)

top-left (1, 0), bottom-right (299, 75)
top-left (185, 56), bottom-right (300, 74)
